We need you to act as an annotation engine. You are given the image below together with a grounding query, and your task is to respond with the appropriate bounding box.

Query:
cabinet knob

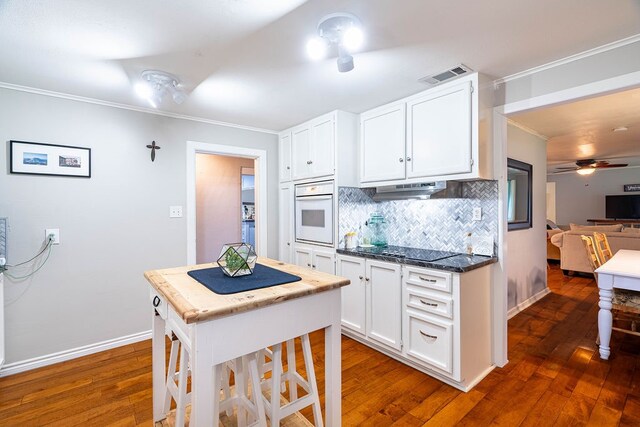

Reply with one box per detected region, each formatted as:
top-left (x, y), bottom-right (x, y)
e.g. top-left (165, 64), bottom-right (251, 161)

top-left (359, 275), bottom-right (364, 280)
top-left (312, 264), bottom-right (316, 268)
top-left (307, 160), bottom-right (313, 165)
top-left (399, 158), bottom-right (404, 163)
top-left (406, 157), bottom-right (412, 162)
top-left (287, 243), bottom-right (290, 246)
top-left (307, 263), bottom-right (311, 267)
top-left (365, 277), bottom-right (370, 281)
top-left (286, 166), bottom-right (290, 170)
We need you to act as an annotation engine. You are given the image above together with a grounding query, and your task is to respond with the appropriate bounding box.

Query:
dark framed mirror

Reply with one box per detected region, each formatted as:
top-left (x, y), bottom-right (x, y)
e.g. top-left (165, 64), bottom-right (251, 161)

top-left (507, 158), bottom-right (533, 231)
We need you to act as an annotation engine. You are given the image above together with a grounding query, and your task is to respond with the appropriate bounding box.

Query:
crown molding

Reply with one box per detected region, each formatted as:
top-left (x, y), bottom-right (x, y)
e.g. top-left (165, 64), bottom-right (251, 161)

top-left (495, 34), bottom-right (640, 86)
top-left (506, 118), bottom-right (549, 141)
top-left (0, 81), bottom-right (278, 135)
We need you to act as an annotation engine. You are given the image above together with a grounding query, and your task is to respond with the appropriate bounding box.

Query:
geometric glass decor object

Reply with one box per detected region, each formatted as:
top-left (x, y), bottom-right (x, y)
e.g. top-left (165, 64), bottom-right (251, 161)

top-left (216, 243), bottom-right (257, 277)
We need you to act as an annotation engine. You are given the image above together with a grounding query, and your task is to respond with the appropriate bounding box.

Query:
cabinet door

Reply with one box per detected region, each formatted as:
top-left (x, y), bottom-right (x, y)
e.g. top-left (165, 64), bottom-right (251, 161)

top-left (313, 248), bottom-right (335, 275)
top-left (337, 256), bottom-right (366, 336)
top-left (293, 245), bottom-right (313, 269)
top-left (360, 103), bottom-right (406, 183)
top-left (291, 125), bottom-right (311, 180)
top-left (407, 80), bottom-right (472, 178)
top-left (309, 115), bottom-right (335, 178)
top-left (278, 184), bottom-right (292, 263)
top-left (366, 260), bottom-right (402, 351)
top-left (279, 132), bottom-right (292, 182)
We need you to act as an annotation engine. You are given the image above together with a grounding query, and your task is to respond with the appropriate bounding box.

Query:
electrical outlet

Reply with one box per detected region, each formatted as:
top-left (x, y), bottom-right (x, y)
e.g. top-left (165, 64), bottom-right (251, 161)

top-left (169, 206), bottom-right (183, 218)
top-left (45, 228), bottom-right (60, 244)
top-left (472, 207), bottom-right (482, 221)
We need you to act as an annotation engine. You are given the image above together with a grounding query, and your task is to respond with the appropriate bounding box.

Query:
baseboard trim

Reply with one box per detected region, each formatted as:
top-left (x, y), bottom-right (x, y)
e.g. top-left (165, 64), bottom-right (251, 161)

top-left (0, 330), bottom-right (151, 378)
top-left (508, 288), bottom-right (552, 319)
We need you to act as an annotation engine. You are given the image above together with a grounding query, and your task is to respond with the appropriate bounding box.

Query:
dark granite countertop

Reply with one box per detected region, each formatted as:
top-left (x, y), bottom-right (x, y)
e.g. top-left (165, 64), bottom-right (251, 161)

top-left (336, 245), bottom-right (497, 273)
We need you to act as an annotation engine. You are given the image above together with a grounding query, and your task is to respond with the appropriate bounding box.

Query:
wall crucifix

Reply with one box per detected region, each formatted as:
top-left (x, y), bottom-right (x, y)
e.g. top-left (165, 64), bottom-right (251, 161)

top-left (146, 141), bottom-right (161, 162)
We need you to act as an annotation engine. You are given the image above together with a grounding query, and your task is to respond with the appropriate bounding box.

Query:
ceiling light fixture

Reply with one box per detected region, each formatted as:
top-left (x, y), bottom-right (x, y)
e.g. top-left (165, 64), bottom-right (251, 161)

top-left (135, 70), bottom-right (187, 108)
top-left (577, 168), bottom-right (596, 175)
top-left (306, 12), bottom-right (364, 73)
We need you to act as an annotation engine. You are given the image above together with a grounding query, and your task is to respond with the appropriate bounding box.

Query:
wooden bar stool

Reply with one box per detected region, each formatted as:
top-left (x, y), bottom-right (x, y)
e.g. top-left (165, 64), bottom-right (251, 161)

top-left (163, 332), bottom-right (266, 426)
top-left (259, 334), bottom-right (323, 426)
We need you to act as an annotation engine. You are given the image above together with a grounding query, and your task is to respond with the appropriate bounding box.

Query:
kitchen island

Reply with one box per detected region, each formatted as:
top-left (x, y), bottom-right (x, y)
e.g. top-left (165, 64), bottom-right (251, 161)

top-left (144, 257), bottom-right (349, 426)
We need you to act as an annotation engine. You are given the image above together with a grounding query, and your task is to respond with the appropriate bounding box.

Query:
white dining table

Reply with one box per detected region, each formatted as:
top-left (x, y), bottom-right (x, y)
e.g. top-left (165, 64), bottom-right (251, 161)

top-left (595, 249), bottom-right (640, 360)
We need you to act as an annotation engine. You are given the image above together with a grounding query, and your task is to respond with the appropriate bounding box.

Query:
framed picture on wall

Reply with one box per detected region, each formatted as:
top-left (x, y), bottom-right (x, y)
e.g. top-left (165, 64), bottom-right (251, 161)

top-left (9, 140), bottom-right (91, 178)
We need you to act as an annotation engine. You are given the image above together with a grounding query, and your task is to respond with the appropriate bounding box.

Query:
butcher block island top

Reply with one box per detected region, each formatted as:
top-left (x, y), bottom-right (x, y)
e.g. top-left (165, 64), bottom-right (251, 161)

top-left (144, 257), bottom-right (350, 324)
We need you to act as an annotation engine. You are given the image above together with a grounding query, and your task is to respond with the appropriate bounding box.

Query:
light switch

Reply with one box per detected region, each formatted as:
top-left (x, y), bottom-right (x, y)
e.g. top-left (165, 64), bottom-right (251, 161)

top-left (169, 206), bottom-right (183, 218)
top-left (472, 207), bottom-right (482, 221)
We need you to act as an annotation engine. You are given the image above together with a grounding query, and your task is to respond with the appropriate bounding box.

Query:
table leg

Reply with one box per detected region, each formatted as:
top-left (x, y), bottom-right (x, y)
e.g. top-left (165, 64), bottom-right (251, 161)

top-left (598, 287), bottom-right (613, 360)
top-left (324, 321), bottom-right (341, 427)
top-left (152, 310), bottom-right (166, 422)
top-left (191, 326), bottom-right (216, 427)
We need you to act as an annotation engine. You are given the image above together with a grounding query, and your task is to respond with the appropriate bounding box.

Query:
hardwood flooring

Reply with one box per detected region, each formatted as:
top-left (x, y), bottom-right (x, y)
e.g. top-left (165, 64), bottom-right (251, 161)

top-left (2, 265), bottom-right (640, 426)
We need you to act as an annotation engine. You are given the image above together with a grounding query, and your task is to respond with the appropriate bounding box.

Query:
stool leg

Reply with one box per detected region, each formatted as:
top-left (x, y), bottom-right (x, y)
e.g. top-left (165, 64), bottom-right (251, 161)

top-left (163, 338), bottom-right (180, 415)
top-left (247, 354), bottom-right (267, 427)
top-left (175, 343), bottom-right (189, 427)
top-left (234, 357), bottom-right (248, 427)
top-left (222, 363), bottom-right (233, 417)
top-left (269, 343), bottom-right (283, 423)
top-left (301, 334), bottom-right (323, 427)
top-left (286, 339), bottom-right (298, 402)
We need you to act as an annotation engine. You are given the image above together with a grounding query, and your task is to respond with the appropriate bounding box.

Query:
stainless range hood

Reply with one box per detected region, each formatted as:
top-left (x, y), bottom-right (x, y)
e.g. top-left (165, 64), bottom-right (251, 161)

top-left (372, 181), bottom-right (461, 201)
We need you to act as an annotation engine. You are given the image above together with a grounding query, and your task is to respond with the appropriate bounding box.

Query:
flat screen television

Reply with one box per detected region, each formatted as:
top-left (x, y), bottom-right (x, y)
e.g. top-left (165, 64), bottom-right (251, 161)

top-left (605, 195), bottom-right (640, 219)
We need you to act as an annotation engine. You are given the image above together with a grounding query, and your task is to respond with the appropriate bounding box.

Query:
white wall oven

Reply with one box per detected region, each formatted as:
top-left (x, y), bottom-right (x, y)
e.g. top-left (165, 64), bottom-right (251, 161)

top-left (295, 180), bottom-right (334, 246)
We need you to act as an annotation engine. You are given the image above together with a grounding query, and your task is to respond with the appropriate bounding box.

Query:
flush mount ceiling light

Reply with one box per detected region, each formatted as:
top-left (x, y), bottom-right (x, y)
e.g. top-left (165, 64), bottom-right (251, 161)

top-left (306, 12), bottom-right (364, 73)
top-left (576, 167), bottom-right (596, 175)
top-left (135, 70), bottom-right (187, 108)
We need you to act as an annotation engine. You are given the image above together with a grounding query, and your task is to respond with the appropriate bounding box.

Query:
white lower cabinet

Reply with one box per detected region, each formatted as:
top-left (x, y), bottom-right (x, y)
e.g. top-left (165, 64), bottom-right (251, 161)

top-left (337, 256), bottom-right (402, 352)
top-left (293, 244), bottom-right (335, 275)
top-left (338, 254), bottom-right (492, 391)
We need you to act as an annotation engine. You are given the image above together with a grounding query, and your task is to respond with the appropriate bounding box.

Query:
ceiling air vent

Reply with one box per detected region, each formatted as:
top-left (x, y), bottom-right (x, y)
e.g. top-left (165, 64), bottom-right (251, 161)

top-left (418, 64), bottom-right (473, 87)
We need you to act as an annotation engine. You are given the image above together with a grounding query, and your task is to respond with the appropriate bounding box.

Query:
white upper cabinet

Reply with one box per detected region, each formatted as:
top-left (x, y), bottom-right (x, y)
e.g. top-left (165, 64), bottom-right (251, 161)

top-left (406, 80), bottom-right (472, 178)
top-left (291, 112), bottom-right (335, 181)
top-left (360, 102), bottom-right (406, 183)
top-left (279, 132), bottom-right (292, 182)
top-left (359, 73), bottom-right (491, 186)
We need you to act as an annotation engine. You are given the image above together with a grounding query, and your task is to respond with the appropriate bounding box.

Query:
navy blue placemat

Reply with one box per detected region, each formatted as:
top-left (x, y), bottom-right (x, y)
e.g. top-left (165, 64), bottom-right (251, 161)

top-left (187, 263), bottom-right (302, 295)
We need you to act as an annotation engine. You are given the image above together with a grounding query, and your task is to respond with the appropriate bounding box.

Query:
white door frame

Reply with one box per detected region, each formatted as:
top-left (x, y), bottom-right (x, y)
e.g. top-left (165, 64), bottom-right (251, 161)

top-left (492, 70), bottom-right (640, 367)
top-left (186, 141), bottom-right (268, 264)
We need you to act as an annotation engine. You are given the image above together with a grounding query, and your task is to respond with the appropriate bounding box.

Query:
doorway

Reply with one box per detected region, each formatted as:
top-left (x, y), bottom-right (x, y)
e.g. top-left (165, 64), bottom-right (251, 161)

top-left (186, 141), bottom-right (268, 264)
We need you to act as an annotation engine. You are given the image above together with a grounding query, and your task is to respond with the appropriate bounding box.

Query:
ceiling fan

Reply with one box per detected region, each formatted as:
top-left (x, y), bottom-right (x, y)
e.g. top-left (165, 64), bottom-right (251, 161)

top-left (555, 159), bottom-right (628, 175)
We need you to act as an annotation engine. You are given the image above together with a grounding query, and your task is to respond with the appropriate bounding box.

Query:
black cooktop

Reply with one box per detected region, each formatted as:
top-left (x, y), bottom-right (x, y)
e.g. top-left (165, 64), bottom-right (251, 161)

top-left (355, 245), bottom-right (458, 262)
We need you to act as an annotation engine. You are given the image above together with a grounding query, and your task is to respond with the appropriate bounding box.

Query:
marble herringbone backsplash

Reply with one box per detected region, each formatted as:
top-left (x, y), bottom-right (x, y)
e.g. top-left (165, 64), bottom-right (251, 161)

top-left (338, 181), bottom-right (498, 254)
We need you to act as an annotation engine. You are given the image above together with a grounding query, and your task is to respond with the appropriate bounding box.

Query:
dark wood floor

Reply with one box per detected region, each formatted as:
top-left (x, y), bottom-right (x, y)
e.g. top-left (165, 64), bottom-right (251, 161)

top-left (2, 265), bottom-right (640, 426)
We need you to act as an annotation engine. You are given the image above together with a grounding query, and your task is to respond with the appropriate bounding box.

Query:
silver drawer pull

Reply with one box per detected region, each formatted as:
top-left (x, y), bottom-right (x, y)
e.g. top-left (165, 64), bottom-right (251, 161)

top-left (419, 276), bottom-right (437, 283)
top-left (419, 331), bottom-right (438, 340)
top-left (419, 299), bottom-right (438, 307)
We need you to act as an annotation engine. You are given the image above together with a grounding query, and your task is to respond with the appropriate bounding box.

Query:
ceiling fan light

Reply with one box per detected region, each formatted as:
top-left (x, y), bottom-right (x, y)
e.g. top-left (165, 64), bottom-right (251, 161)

top-left (577, 168), bottom-right (595, 175)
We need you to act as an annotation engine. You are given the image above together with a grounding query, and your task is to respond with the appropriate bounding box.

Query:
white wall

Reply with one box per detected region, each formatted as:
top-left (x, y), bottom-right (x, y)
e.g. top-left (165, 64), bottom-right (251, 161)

top-left (546, 167), bottom-right (640, 225)
top-left (506, 124), bottom-right (548, 311)
top-left (196, 154), bottom-right (254, 264)
top-left (0, 88), bottom-right (277, 365)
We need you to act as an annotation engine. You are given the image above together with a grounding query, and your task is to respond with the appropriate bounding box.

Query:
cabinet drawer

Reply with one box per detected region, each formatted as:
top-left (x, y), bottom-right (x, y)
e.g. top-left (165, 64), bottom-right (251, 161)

top-left (405, 267), bottom-right (452, 294)
top-left (405, 310), bottom-right (453, 374)
top-left (406, 291), bottom-right (453, 320)
top-left (149, 288), bottom-right (168, 320)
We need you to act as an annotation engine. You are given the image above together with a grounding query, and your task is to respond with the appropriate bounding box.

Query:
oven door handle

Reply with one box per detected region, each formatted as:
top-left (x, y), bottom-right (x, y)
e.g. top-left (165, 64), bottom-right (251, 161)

top-left (296, 195), bottom-right (333, 201)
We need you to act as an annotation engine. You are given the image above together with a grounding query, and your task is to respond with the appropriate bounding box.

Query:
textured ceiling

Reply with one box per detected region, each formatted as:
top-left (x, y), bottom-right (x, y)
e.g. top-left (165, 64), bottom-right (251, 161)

top-left (1, 0), bottom-right (639, 130)
top-left (510, 87), bottom-right (640, 173)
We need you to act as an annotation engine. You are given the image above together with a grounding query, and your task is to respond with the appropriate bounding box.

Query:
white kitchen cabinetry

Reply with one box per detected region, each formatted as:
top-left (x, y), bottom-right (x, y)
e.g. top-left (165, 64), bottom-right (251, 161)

top-left (279, 132), bottom-right (292, 182)
top-left (336, 256), bottom-right (402, 352)
top-left (294, 244), bottom-right (335, 275)
top-left (402, 265), bottom-right (491, 389)
top-left (291, 114), bottom-right (335, 181)
top-left (360, 102), bottom-right (406, 183)
top-left (338, 254), bottom-right (492, 391)
top-left (406, 80), bottom-right (472, 178)
top-left (278, 183), bottom-right (293, 263)
top-left (359, 73), bottom-right (492, 186)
